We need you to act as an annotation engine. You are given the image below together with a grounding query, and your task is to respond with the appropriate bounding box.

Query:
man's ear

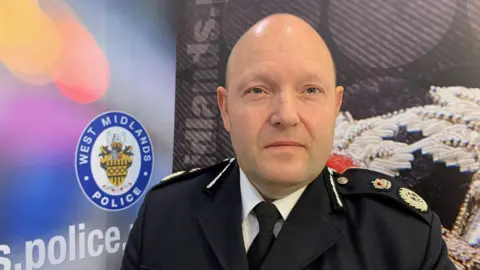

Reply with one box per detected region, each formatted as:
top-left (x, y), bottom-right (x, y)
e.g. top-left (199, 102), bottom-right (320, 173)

top-left (335, 86), bottom-right (344, 116)
top-left (217, 86), bottom-right (230, 132)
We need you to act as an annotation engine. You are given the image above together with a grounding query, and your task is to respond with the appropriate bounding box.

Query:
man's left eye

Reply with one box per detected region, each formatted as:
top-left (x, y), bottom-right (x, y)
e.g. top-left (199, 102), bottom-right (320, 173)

top-left (305, 87), bottom-right (321, 94)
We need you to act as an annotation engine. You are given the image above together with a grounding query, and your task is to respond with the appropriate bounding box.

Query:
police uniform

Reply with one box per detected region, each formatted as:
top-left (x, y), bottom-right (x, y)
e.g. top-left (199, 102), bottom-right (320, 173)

top-left (121, 158), bottom-right (456, 270)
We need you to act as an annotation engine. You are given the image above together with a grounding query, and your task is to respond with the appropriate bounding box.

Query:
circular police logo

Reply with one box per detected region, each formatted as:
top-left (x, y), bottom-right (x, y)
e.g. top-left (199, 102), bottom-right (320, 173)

top-left (75, 111), bottom-right (154, 211)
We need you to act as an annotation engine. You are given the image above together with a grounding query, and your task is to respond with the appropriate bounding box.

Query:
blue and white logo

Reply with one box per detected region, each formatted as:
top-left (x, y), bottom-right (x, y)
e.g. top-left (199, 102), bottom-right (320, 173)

top-left (75, 111), bottom-right (154, 211)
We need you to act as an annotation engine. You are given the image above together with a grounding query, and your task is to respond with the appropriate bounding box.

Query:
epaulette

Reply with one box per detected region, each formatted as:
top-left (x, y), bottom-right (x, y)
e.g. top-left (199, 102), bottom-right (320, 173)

top-left (333, 168), bottom-right (433, 226)
top-left (150, 158), bottom-right (234, 191)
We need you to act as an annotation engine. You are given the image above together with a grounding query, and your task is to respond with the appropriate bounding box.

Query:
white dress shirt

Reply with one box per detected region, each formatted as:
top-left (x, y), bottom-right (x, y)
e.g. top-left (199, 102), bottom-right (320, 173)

top-left (240, 168), bottom-right (307, 252)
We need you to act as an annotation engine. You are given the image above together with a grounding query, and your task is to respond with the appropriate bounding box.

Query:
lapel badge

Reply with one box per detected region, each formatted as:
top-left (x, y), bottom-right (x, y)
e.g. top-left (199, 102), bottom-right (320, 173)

top-left (399, 187), bottom-right (428, 212)
top-left (372, 178), bottom-right (392, 191)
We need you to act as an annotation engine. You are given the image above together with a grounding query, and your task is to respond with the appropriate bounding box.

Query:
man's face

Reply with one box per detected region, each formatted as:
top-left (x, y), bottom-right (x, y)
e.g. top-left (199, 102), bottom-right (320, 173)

top-left (218, 39), bottom-right (343, 188)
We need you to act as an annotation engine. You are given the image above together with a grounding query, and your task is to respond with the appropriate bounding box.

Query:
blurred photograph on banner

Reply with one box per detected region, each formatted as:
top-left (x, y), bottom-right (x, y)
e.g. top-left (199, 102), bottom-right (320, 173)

top-left (0, 0), bottom-right (176, 269)
top-left (174, 0), bottom-right (479, 268)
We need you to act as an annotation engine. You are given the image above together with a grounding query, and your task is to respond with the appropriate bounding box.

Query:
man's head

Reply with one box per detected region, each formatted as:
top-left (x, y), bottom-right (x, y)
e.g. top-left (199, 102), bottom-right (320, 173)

top-left (217, 13), bottom-right (343, 199)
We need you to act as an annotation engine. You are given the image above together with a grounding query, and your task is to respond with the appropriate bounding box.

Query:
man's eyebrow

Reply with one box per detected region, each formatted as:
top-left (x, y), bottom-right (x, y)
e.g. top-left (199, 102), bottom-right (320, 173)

top-left (296, 71), bottom-right (326, 86)
top-left (303, 71), bottom-right (324, 82)
top-left (232, 65), bottom-right (334, 89)
top-left (234, 68), bottom-right (272, 88)
top-left (242, 69), bottom-right (271, 81)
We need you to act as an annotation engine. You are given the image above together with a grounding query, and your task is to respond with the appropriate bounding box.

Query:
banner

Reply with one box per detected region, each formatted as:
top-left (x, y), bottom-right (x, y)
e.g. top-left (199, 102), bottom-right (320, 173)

top-left (174, 0), bottom-right (479, 268)
top-left (0, 0), bottom-right (176, 269)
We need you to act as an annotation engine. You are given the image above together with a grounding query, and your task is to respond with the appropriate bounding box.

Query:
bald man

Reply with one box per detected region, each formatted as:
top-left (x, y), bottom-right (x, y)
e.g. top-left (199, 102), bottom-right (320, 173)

top-left (121, 14), bottom-right (455, 270)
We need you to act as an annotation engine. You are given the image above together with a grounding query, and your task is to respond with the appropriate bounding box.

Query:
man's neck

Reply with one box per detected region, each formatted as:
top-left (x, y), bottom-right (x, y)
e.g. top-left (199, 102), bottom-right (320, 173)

top-left (248, 178), bottom-right (311, 201)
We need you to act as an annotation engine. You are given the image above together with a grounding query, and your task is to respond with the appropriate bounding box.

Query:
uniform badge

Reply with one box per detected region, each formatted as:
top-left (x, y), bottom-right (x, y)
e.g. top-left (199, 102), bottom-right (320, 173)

top-left (372, 178), bottom-right (391, 190)
top-left (399, 188), bottom-right (428, 212)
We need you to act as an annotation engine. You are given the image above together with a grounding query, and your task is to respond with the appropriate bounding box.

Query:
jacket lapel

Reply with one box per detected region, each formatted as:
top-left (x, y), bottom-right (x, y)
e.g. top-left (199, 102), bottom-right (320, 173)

top-left (261, 170), bottom-right (345, 270)
top-left (197, 161), bottom-right (249, 270)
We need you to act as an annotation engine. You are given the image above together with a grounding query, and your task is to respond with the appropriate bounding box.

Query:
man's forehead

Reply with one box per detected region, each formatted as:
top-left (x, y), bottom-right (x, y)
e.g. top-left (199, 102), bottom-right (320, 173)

top-left (230, 49), bottom-right (334, 79)
top-left (238, 57), bottom-right (328, 75)
top-left (239, 35), bottom-right (320, 53)
top-left (228, 60), bottom-right (334, 91)
top-left (237, 46), bottom-right (324, 63)
top-left (226, 15), bottom-right (335, 87)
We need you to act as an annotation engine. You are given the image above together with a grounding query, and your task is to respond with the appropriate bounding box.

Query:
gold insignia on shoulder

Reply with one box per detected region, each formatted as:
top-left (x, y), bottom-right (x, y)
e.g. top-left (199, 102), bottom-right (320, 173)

top-left (399, 188), bottom-right (428, 212)
top-left (372, 178), bottom-right (392, 190)
top-left (162, 171), bottom-right (185, 182)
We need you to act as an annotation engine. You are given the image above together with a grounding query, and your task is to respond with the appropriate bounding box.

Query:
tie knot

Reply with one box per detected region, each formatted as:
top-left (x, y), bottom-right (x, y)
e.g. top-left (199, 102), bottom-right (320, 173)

top-left (253, 202), bottom-right (281, 233)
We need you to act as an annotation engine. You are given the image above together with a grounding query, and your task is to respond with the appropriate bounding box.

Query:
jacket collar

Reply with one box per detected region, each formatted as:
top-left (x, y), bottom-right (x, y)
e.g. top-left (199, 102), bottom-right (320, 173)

top-left (198, 159), bottom-right (345, 270)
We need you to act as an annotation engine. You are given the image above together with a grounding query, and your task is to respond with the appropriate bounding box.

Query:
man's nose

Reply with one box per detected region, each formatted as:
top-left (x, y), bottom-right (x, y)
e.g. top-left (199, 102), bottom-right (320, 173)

top-left (269, 91), bottom-right (300, 127)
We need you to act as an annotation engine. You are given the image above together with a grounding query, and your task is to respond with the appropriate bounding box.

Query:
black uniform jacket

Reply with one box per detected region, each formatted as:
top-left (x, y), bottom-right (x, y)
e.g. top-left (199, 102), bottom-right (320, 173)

top-left (121, 158), bottom-right (456, 270)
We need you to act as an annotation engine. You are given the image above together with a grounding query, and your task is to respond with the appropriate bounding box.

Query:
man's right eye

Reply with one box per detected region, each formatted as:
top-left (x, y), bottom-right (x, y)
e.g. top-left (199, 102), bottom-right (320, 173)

top-left (248, 87), bottom-right (264, 94)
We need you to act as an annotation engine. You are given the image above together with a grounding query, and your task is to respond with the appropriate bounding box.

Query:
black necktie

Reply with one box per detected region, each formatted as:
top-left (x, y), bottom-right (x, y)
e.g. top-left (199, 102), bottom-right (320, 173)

top-left (247, 202), bottom-right (282, 270)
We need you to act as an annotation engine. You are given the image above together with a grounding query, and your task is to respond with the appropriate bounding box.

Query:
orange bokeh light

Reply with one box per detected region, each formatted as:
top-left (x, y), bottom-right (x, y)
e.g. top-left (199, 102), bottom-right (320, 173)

top-left (0, 0), bottom-right (110, 104)
top-left (0, 0), bottom-right (61, 76)
top-left (51, 19), bottom-right (110, 104)
top-left (9, 69), bottom-right (53, 86)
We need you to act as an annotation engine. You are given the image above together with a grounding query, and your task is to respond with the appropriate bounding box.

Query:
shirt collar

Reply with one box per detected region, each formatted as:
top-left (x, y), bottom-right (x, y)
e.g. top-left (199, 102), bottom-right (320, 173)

top-left (239, 168), bottom-right (307, 221)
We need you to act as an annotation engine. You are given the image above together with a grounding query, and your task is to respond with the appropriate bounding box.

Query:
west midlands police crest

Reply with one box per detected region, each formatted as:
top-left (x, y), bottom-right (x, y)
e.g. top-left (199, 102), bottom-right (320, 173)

top-left (75, 111), bottom-right (154, 211)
